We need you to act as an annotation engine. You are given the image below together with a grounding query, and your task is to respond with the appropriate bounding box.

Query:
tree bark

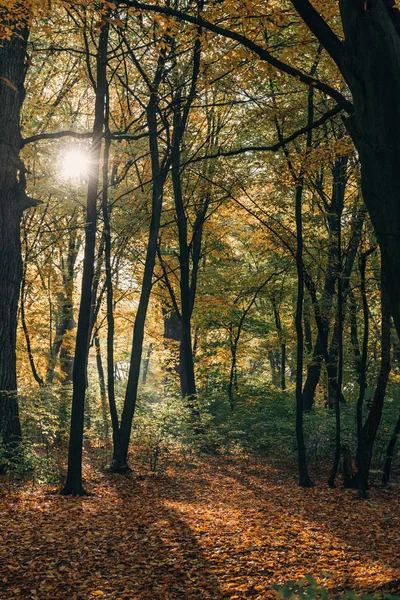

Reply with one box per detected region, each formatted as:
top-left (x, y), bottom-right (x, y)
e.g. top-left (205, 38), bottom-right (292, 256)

top-left (0, 21), bottom-right (30, 458)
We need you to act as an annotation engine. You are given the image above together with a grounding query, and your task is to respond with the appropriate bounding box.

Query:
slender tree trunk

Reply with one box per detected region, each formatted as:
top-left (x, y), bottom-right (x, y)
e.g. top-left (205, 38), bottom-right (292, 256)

top-left (382, 411), bottom-right (400, 487)
top-left (303, 294), bottom-right (313, 355)
top-left (349, 290), bottom-right (362, 383)
top-left (162, 306), bottom-right (182, 382)
top-left (356, 250), bottom-right (372, 446)
top-left (328, 208), bottom-right (343, 488)
top-left (112, 90), bottom-right (168, 472)
top-left (302, 156), bottom-right (348, 409)
top-left (142, 343), bottom-right (153, 384)
top-left (101, 126), bottom-right (120, 464)
top-left (295, 182), bottom-right (313, 487)
top-left (169, 38), bottom-right (203, 424)
top-left (46, 226), bottom-right (79, 384)
top-left (61, 22), bottom-right (109, 495)
top-left (95, 334), bottom-right (106, 399)
top-left (272, 298), bottom-right (286, 391)
top-left (356, 267), bottom-right (391, 498)
top-left (20, 267), bottom-right (44, 387)
top-left (228, 323), bottom-right (237, 411)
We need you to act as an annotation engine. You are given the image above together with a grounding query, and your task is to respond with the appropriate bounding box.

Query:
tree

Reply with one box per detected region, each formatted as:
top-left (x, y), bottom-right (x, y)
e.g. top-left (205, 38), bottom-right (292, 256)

top-left (61, 17), bottom-right (110, 495)
top-left (0, 5), bottom-right (35, 460)
top-left (121, 0), bottom-right (400, 344)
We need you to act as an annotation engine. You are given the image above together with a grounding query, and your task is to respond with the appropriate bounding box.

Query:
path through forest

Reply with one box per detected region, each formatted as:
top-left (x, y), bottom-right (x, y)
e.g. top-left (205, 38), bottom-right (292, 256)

top-left (0, 457), bottom-right (399, 599)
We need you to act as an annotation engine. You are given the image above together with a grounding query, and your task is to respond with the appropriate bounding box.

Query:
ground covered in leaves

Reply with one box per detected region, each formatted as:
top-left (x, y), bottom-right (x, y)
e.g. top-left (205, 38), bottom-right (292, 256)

top-left (0, 457), bottom-right (399, 600)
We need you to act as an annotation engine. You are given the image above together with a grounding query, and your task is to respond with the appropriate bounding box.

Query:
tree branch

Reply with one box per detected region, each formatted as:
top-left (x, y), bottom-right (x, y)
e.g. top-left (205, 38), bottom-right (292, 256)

top-left (289, 0), bottom-right (348, 74)
top-left (122, 0), bottom-right (353, 113)
top-left (185, 103), bottom-right (344, 164)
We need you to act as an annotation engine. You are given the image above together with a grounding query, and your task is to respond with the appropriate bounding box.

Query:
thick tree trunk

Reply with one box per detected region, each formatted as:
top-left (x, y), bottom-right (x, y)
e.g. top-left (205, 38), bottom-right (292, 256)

top-left (0, 24), bottom-right (29, 457)
top-left (339, 1), bottom-right (400, 340)
top-left (61, 22), bottom-right (109, 495)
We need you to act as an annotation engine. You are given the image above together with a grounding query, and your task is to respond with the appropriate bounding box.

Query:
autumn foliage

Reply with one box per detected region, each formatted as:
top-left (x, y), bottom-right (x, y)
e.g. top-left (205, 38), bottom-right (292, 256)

top-left (1, 455), bottom-right (399, 600)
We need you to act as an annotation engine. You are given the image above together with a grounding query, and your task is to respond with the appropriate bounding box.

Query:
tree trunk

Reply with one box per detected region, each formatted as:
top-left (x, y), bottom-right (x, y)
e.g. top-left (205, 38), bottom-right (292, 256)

top-left (162, 306), bottom-right (182, 382)
top-left (0, 23), bottom-right (29, 458)
top-left (339, 1), bottom-right (400, 340)
top-left (46, 225), bottom-right (79, 384)
top-left (142, 343), bottom-right (153, 384)
top-left (355, 268), bottom-right (391, 498)
top-left (295, 182), bottom-right (314, 487)
top-left (302, 156), bottom-right (348, 409)
top-left (169, 38), bottom-right (203, 425)
top-left (272, 297), bottom-right (286, 391)
top-left (101, 126), bottom-right (120, 466)
top-left (112, 89), bottom-right (168, 472)
top-left (382, 411), bottom-right (400, 487)
top-left (61, 22), bottom-right (109, 495)
top-left (328, 206), bottom-right (343, 488)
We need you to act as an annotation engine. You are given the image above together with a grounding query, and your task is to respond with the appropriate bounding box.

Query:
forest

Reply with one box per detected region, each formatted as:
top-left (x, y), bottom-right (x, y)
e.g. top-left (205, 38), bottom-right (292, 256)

top-left (0, 0), bottom-right (400, 598)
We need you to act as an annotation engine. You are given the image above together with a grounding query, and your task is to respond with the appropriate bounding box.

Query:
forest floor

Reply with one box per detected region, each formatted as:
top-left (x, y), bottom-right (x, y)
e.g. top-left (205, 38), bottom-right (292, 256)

top-left (0, 454), bottom-right (399, 600)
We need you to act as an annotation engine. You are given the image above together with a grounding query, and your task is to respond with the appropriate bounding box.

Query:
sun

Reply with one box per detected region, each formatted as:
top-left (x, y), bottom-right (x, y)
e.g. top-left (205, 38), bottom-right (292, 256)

top-left (61, 148), bottom-right (90, 180)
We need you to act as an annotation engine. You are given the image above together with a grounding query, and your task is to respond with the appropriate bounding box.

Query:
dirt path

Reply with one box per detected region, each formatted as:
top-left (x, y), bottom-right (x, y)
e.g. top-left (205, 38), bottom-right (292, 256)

top-left (0, 458), bottom-right (399, 599)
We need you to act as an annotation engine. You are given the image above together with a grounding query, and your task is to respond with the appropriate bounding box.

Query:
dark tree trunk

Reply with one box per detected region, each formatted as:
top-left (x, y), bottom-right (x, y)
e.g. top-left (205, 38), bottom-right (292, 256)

top-left (61, 22), bottom-right (109, 495)
top-left (169, 38), bottom-right (203, 424)
top-left (20, 259), bottom-right (44, 387)
top-left (0, 23), bottom-right (30, 457)
top-left (349, 290), bottom-right (362, 382)
top-left (356, 268), bottom-right (391, 498)
top-left (162, 306), bottom-right (182, 381)
top-left (228, 323), bottom-right (237, 411)
top-left (336, 1), bottom-right (400, 340)
top-left (101, 127), bottom-right (120, 465)
top-left (382, 411), bottom-right (400, 487)
top-left (302, 156), bottom-right (348, 409)
top-left (94, 333), bottom-right (107, 419)
top-left (112, 89), bottom-right (169, 472)
top-left (295, 182), bottom-right (314, 487)
top-left (303, 295), bottom-right (313, 354)
top-left (342, 444), bottom-right (356, 488)
top-left (356, 250), bottom-right (373, 448)
top-left (272, 296), bottom-right (286, 391)
top-left (328, 207), bottom-right (343, 488)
